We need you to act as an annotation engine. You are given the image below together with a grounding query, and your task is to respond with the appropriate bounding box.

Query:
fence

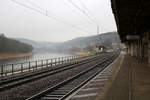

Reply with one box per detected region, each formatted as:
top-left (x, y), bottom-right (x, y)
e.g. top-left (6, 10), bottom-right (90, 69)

top-left (0, 55), bottom-right (81, 77)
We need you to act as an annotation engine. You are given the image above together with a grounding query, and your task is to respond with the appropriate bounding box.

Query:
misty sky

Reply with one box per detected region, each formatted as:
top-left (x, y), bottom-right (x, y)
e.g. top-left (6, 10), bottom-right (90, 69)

top-left (0, 0), bottom-right (117, 42)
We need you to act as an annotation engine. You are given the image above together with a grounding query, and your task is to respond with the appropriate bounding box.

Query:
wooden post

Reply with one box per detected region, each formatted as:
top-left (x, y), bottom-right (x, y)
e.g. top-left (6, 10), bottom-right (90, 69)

top-left (67, 57), bottom-right (69, 62)
top-left (36, 61), bottom-right (38, 70)
top-left (55, 58), bottom-right (57, 65)
top-left (64, 57), bottom-right (66, 63)
top-left (41, 60), bottom-right (43, 68)
top-left (51, 59), bottom-right (53, 66)
top-left (69, 56), bottom-right (71, 62)
top-left (58, 58), bottom-right (60, 64)
top-left (1, 65), bottom-right (3, 77)
top-left (21, 63), bottom-right (23, 73)
top-left (62, 57), bottom-right (63, 64)
top-left (12, 64), bottom-right (14, 75)
top-left (29, 62), bottom-right (31, 71)
top-left (46, 59), bottom-right (48, 67)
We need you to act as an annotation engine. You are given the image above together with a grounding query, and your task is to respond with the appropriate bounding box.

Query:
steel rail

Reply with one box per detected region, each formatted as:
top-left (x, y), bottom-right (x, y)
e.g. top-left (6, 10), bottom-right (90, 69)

top-left (0, 53), bottom-right (107, 92)
top-left (26, 53), bottom-right (118, 100)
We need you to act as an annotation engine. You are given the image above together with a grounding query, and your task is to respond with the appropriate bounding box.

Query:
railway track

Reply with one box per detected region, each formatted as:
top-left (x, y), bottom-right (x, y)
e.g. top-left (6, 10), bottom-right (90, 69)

top-left (26, 52), bottom-right (119, 100)
top-left (0, 53), bottom-right (109, 92)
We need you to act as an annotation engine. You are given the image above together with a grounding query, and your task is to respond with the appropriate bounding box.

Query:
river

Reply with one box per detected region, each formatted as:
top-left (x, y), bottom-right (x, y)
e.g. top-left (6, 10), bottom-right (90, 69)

top-left (0, 52), bottom-right (72, 65)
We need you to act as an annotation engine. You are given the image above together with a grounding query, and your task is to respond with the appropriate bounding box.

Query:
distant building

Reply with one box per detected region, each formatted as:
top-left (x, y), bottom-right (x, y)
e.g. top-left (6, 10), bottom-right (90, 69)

top-left (95, 44), bottom-right (107, 52)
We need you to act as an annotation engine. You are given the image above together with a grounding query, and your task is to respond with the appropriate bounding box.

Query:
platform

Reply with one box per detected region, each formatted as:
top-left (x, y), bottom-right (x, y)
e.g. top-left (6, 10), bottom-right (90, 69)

top-left (96, 53), bottom-right (150, 100)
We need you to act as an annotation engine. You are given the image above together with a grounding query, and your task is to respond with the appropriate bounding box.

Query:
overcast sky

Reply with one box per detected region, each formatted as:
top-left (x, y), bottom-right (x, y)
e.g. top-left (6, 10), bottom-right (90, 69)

top-left (0, 0), bottom-right (116, 42)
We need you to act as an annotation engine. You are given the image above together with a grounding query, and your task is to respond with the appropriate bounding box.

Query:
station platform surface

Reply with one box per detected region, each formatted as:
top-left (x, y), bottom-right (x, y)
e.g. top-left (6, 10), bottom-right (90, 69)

top-left (96, 53), bottom-right (150, 100)
top-left (68, 52), bottom-right (150, 100)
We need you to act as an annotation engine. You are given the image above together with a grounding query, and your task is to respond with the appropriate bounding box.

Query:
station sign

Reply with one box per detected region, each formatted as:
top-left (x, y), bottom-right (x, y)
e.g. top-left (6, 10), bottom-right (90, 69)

top-left (126, 35), bottom-right (140, 40)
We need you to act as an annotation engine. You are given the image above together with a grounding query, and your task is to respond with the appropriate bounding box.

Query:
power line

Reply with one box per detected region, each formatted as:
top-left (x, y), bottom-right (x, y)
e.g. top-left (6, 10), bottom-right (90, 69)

top-left (67, 0), bottom-right (99, 34)
top-left (67, 0), bottom-right (96, 25)
top-left (11, 0), bottom-right (90, 34)
top-left (78, 0), bottom-right (98, 24)
top-left (78, 0), bottom-right (100, 34)
top-left (11, 0), bottom-right (45, 15)
top-left (61, 0), bottom-right (93, 25)
top-left (25, 0), bottom-right (46, 12)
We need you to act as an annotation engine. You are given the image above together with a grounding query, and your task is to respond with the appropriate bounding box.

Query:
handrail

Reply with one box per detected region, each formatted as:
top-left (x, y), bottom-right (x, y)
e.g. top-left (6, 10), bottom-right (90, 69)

top-left (0, 55), bottom-right (81, 77)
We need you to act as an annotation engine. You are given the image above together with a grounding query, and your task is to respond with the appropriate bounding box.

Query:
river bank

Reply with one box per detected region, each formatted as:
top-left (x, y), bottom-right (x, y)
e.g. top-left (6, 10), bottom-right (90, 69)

top-left (0, 53), bottom-right (33, 60)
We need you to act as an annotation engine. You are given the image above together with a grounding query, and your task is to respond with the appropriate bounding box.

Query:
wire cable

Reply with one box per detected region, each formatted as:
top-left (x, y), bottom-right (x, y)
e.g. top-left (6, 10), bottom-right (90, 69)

top-left (11, 0), bottom-right (90, 34)
top-left (78, 0), bottom-right (100, 34)
top-left (67, 0), bottom-right (96, 25)
top-left (67, 0), bottom-right (100, 34)
top-left (61, 0), bottom-right (93, 25)
top-left (78, 0), bottom-right (98, 24)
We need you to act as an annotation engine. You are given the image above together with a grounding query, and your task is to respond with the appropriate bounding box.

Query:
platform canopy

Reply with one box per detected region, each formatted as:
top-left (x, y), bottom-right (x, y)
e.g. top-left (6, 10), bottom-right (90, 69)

top-left (111, 0), bottom-right (150, 42)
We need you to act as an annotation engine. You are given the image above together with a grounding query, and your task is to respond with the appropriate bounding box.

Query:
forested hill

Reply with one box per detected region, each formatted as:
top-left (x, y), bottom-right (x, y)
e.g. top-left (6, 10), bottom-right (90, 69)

top-left (0, 34), bottom-right (33, 53)
top-left (15, 31), bottom-right (120, 53)
top-left (59, 32), bottom-right (120, 49)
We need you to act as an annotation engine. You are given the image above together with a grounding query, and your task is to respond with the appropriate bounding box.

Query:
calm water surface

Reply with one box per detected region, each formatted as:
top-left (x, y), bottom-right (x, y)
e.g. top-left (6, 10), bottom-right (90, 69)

top-left (0, 52), bottom-right (72, 65)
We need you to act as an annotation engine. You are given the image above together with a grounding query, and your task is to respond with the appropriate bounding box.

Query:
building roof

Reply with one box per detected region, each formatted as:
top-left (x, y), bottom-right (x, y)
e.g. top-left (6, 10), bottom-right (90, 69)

top-left (111, 0), bottom-right (150, 42)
